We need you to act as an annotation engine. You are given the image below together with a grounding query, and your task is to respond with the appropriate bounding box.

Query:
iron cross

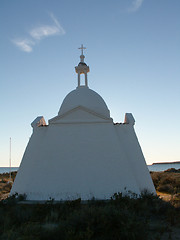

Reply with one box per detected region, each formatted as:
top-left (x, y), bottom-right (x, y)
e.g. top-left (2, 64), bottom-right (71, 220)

top-left (78, 44), bottom-right (86, 55)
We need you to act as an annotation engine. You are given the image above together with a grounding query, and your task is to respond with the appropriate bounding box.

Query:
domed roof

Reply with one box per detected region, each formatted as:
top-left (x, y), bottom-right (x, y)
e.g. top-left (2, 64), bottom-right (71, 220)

top-left (58, 86), bottom-right (110, 118)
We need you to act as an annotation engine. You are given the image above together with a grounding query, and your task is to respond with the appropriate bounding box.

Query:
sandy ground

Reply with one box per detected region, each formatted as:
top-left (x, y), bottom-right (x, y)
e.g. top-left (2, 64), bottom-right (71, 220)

top-left (157, 191), bottom-right (172, 201)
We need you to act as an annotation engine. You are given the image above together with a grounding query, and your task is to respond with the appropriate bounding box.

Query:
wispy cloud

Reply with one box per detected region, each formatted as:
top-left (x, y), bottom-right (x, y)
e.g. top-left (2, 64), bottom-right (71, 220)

top-left (12, 13), bottom-right (65, 52)
top-left (12, 39), bottom-right (35, 53)
top-left (30, 13), bottom-right (65, 40)
top-left (128, 0), bottom-right (144, 12)
top-left (49, 13), bottom-right (65, 34)
top-left (30, 25), bottom-right (61, 40)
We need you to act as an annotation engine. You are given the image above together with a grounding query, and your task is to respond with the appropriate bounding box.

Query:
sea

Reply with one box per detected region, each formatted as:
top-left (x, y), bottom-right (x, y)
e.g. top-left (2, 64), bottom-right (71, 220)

top-left (0, 163), bottom-right (180, 174)
top-left (148, 162), bottom-right (180, 172)
top-left (0, 167), bottom-right (19, 174)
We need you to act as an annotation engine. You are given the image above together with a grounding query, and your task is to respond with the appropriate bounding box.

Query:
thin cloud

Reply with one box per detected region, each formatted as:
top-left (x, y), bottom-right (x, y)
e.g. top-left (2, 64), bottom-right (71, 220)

top-left (128, 0), bottom-right (144, 12)
top-left (50, 12), bottom-right (65, 34)
top-left (12, 13), bottom-right (65, 52)
top-left (49, 13), bottom-right (65, 31)
top-left (30, 25), bottom-right (60, 40)
top-left (30, 14), bottom-right (65, 40)
top-left (12, 39), bottom-right (35, 52)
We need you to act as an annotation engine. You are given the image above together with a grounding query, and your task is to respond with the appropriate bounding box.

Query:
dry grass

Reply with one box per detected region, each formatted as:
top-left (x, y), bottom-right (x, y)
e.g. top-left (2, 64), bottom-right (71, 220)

top-left (0, 171), bottom-right (16, 200)
top-left (151, 168), bottom-right (180, 208)
top-left (157, 191), bottom-right (172, 201)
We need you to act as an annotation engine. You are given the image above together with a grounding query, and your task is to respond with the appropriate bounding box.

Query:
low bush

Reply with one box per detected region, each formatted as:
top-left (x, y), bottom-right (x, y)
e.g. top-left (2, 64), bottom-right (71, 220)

top-left (157, 184), bottom-right (174, 194)
top-left (151, 169), bottom-right (180, 194)
top-left (0, 191), bottom-right (179, 240)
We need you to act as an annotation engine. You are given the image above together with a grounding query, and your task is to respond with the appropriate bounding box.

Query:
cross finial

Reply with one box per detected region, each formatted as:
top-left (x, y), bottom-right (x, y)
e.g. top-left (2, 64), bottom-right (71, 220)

top-left (78, 44), bottom-right (86, 56)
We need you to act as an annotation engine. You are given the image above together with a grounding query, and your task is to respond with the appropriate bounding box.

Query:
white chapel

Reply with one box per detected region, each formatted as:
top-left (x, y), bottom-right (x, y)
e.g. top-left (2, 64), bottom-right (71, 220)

top-left (11, 45), bottom-right (156, 200)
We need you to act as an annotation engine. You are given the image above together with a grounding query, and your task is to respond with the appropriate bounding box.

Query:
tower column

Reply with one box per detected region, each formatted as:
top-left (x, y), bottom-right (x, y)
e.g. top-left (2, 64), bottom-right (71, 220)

top-left (78, 72), bottom-right (80, 87)
top-left (85, 71), bottom-right (88, 87)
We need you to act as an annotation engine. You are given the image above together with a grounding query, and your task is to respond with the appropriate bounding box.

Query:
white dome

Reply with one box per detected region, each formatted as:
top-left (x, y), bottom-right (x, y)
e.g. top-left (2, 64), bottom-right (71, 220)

top-left (58, 86), bottom-right (110, 118)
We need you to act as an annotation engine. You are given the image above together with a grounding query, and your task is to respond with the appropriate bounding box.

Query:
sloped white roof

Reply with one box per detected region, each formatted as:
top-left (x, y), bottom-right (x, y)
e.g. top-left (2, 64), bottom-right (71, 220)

top-left (58, 86), bottom-right (110, 118)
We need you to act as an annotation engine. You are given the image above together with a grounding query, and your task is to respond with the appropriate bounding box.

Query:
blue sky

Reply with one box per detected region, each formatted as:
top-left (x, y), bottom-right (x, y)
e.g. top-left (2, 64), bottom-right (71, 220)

top-left (1, 0), bottom-right (180, 166)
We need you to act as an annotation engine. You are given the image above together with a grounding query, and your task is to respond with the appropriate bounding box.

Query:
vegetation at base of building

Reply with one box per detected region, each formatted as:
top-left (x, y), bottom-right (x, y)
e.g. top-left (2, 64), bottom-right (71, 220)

top-left (150, 168), bottom-right (180, 208)
top-left (0, 169), bottom-right (179, 240)
top-left (0, 191), bottom-right (179, 240)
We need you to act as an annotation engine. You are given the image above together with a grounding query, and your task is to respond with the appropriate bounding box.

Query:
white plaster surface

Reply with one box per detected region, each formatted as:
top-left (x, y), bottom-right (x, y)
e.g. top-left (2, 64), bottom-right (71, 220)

top-left (11, 86), bottom-right (156, 200)
top-left (58, 86), bottom-right (110, 118)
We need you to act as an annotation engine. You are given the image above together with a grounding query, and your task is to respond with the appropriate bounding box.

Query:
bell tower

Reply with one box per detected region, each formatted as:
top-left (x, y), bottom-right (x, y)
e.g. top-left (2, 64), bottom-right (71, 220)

top-left (75, 44), bottom-right (90, 87)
